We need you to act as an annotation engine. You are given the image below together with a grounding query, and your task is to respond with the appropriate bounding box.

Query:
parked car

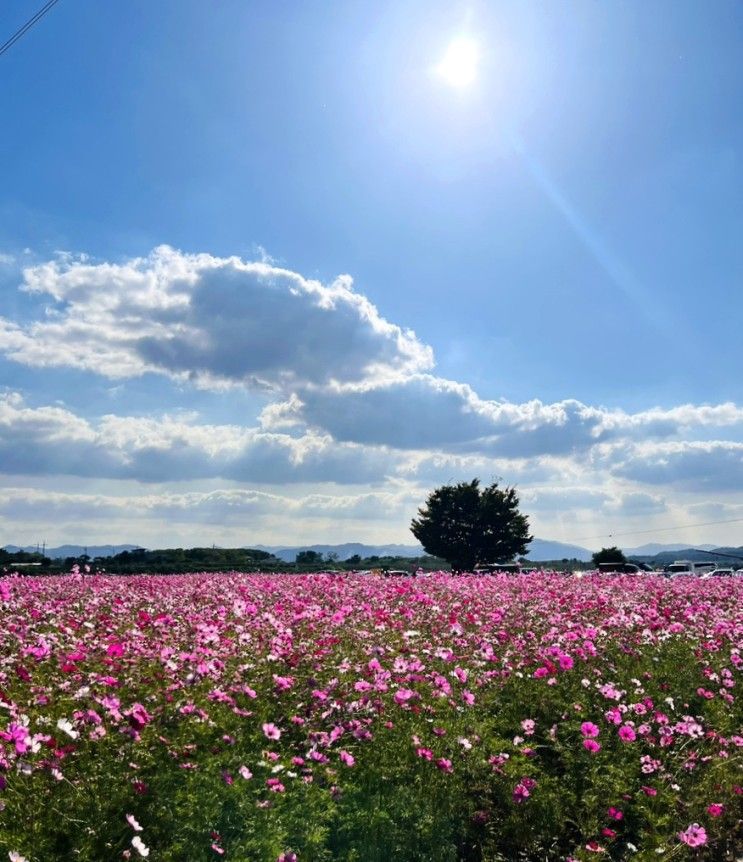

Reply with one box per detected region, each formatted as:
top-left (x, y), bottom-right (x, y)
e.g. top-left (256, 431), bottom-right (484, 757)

top-left (701, 568), bottom-right (735, 578)
top-left (597, 562), bottom-right (641, 574)
top-left (666, 561), bottom-right (696, 577)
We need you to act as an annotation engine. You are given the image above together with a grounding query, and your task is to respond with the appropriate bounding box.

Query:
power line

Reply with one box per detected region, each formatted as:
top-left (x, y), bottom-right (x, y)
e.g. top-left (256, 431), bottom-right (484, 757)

top-left (566, 516), bottom-right (743, 544)
top-left (0, 0), bottom-right (61, 60)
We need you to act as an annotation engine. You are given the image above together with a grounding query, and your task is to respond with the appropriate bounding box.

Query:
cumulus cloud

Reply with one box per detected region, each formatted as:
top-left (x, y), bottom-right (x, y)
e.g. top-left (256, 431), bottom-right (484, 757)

top-left (1, 246), bottom-right (743, 506)
top-left (274, 378), bottom-right (743, 459)
top-left (4, 247), bottom-right (742, 462)
top-left (0, 486), bottom-right (419, 527)
top-left (611, 441), bottom-right (743, 492)
top-left (0, 246), bottom-right (433, 389)
top-left (0, 392), bottom-right (394, 485)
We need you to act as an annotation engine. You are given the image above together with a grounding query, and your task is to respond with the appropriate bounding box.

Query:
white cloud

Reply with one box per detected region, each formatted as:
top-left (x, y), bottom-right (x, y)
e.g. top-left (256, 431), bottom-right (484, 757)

top-left (0, 392), bottom-right (395, 485)
top-left (0, 486), bottom-right (421, 547)
top-left (1, 246), bottom-right (742, 547)
top-left (2, 247), bottom-right (743, 463)
top-left (610, 440), bottom-right (743, 492)
top-left (1, 246), bottom-right (433, 389)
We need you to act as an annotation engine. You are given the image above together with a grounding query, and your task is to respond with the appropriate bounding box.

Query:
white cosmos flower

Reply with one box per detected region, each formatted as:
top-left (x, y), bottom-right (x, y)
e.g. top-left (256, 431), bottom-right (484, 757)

top-left (56, 718), bottom-right (79, 739)
top-left (9, 852), bottom-right (30, 862)
top-left (132, 836), bottom-right (150, 857)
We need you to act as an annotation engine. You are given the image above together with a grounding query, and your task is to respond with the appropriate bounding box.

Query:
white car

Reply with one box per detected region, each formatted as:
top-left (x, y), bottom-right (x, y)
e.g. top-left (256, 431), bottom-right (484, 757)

top-left (701, 568), bottom-right (734, 579)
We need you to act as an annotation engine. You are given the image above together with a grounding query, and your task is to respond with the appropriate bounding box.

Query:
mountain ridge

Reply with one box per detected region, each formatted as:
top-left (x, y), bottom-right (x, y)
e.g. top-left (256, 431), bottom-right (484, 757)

top-left (5, 540), bottom-right (741, 565)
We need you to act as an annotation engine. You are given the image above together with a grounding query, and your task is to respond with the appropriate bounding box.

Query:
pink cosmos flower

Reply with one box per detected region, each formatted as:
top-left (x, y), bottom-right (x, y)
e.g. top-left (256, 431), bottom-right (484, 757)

top-left (239, 765), bottom-right (253, 780)
top-left (618, 724), bottom-right (636, 742)
top-left (580, 721), bottom-right (600, 738)
top-left (2, 723), bottom-right (31, 754)
top-left (706, 803), bottom-right (724, 817)
top-left (607, 807), bottom-right (623, 821)
top-left (462, 690), bottom-right (475, 706)
top-left (436, 758), bottom-right (453, 773)
top-left (125, 703), bottom-right (152, 729)
top-left (678, 823), bottom-right (707, 847)
top-left (521, 719), bottom-right (535, 736)
top-left (394, 688), bottom-right (415, 705)
top-left (583, 739), bottom-right (601, 753)
top-left (339, 750), bottom-right (355, 767)
top-left (262, 722), bottom-right (281, 740)
top-left (126, 814), bottom-right (143, 832)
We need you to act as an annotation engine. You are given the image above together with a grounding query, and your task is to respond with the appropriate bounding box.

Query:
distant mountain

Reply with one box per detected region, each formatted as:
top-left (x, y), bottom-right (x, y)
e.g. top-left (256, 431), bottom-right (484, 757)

top-left (622, 542), bottom-right (718, 556)
top-left (3, 544), bottom-right (141, 559)
top-left (252, 538), bottom-right (595, 563)
top-left (620, 546), bottom-right (743, 566)
top-left (5, 539), bottom-right (737, 566)
top-left (525, 539), bottom-right (593, 562)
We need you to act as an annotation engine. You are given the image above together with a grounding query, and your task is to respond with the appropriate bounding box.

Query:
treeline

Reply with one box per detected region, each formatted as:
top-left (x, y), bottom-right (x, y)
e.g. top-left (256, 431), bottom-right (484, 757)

top-left (0, 548), bottom-right (52, 569)
top-left (74, 547), bottom-right (281, 574)
top-left (92, 548), bottom-right (449, 574)
top-left (2, 546), bottom-right (449, 575)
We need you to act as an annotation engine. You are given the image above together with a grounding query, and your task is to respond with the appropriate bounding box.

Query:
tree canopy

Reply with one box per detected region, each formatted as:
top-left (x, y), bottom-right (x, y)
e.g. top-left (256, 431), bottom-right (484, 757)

top-left (410, 479), bottom-right (532, 572)
top-left (591, 546), bottom-right (627, 567)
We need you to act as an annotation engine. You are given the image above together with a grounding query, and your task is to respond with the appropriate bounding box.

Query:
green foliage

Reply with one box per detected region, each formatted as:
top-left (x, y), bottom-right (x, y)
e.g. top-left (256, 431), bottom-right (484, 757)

top-left (411, 479), bottom-right (532, 571)
top-left (592, 546), bottom-right (627, 567)
top-left (89, 546), bottom-right (280, 574)
top-left (295, 550), bottom-right (326, 567)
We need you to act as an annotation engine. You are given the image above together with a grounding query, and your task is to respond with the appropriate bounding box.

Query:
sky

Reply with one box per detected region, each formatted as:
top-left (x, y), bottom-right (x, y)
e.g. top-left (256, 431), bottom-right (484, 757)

top-left (0, 0), bottom-right (742, 550)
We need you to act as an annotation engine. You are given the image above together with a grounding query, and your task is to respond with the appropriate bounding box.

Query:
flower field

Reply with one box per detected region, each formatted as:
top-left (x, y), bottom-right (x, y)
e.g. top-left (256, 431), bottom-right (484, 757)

top-left (1, 572), bottom-right (742, 861)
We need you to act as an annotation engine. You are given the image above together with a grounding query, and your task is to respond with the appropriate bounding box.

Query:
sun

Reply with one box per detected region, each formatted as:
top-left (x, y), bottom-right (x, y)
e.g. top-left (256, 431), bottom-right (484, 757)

top-left (435, 37), bottom-right (479, 88)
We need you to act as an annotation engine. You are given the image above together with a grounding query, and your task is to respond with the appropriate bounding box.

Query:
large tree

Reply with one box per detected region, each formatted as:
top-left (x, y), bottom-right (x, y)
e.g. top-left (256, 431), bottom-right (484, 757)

top-left (591, 546), bottom-right (627, 567)
top-left (410, 479), bottom-right (532, 572)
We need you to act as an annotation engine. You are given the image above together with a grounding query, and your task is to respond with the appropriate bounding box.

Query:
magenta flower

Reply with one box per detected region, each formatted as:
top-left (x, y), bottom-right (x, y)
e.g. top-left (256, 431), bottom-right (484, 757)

top-left (394, 688), bottom-right (415, 705)
top-left (339, 750), bottom-right (355, 767)
top-left (583, 739), bottom-right (601, 753)
top-left (262, 722), bottom-right (281, 740)
top-left (618, 724), bottom-right (636, 742)
top-left (706, 803), bottom-right (724, 817)
top-left (436, 757), bottom-right (453, 773)
top-left (512, 782), bottom-right (531, 803)
top-left (580, 721), bottom-right (600, 738)
top-left (678, 823), bottom-right (707, 847)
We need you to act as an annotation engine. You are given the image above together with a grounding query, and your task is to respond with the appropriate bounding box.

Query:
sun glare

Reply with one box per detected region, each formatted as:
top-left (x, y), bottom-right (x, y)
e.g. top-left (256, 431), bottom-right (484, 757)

top-left (435, 37), bottom-right (479, 88)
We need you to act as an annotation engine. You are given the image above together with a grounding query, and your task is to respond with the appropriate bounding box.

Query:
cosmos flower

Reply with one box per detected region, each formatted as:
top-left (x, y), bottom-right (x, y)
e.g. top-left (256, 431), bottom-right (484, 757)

top-left (677, 823), bottom-right (707, 847)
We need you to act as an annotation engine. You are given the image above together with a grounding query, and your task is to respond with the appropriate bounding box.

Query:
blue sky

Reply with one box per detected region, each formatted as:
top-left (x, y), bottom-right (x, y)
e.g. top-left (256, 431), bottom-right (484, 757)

top-left (0, 1), bottom-right (742, 549)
